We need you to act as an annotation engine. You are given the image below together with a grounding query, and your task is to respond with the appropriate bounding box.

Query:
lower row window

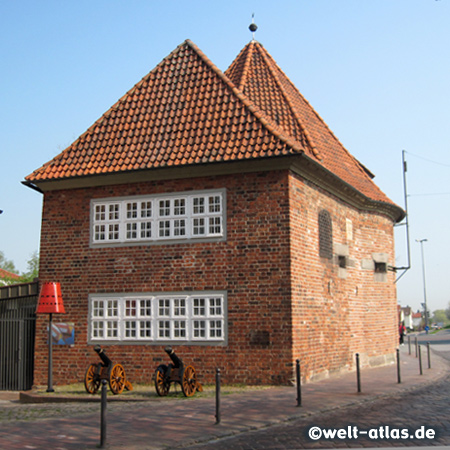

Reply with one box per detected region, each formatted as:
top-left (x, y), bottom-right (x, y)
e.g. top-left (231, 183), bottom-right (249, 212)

top-left (89, 293), bottom-right (226, 344)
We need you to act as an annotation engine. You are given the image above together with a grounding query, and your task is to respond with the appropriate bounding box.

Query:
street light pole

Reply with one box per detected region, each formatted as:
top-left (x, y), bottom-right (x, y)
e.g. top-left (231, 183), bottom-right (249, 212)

top-left (416, 239), bottom-right (429, 334)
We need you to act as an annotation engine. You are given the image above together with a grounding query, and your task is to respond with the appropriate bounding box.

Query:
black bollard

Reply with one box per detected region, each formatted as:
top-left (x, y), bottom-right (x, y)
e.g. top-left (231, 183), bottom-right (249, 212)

top-left (396, 348), bottom-right (401, 384)
top-left (419, 345), bottom-right (423, 375)
top-left (415, 336), bottom-right (418, 358)
top-left (408, 335), bottom-right (411, 355)
top-left (427, 342), bottom-right (431, 369)
top-left (356, 353), bottom-right (361, 393)
top-left (296, 359), bottom-right (302, 407)
top-left (215, 368), bottom-right (221, 425)
top-left (100, 379), bottom-right (107, 448)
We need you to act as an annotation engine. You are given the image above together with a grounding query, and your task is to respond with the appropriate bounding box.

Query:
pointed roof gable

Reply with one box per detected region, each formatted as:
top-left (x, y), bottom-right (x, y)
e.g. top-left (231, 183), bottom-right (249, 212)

top-left (26, 40), bottom-right (304, 183)
top-left (25, 39), bottom-right (403, 221)
top-left (225, 41), bottom-right (392, 206)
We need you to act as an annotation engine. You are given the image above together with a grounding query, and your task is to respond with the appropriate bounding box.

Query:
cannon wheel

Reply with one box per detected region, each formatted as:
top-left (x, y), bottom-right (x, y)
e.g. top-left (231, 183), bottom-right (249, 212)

top-left (181, 365), bottom-right (198, 397)
top-left (155, 364), bottom-right (170, 396)
top-left (109, 363), bottom-right (126, 395)
top-left (84, 363), bottom-right (101, 394)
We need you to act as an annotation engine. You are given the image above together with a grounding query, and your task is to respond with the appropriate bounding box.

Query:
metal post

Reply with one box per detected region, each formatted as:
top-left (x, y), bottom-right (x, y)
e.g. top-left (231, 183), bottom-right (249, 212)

top-left (419, 345), bottom-right (423, 375)
top-left (215, 368), bottom-right (221, 425)
top-left (396, 348), bottom-right (401, 384)
top-left (100, 379), bottom-right (107, 448)
top-left (408, 335), bottom-right (411, 355)
top-left (415, 336), bottom-right (418, 357)
top-left (46, 313), bottom-right (54, 393)
top-left (427, 342), bottom-right (431, 369)
top-left (356, 353), bottom-right (361, 393)
top-left (417, 239), bottom-right (429, 334)
top-left (296, 359), bottom-right (302, 407)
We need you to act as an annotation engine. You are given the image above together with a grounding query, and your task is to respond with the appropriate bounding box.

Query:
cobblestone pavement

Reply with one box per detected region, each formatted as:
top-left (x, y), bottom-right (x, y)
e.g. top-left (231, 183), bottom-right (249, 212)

top-left (183, 374), bottom-right (450, 449)
top-left (0, 343), bottom-right (448, 449)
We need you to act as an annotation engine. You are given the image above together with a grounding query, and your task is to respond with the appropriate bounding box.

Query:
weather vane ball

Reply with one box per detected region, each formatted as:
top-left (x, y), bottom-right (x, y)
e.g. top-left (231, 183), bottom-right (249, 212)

top-left (249, 22), bottom-right (257, 33)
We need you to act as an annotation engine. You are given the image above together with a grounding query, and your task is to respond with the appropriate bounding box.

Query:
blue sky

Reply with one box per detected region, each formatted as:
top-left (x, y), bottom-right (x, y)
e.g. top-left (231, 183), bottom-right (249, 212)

top-left (1, 0), bottom-right (449, 314)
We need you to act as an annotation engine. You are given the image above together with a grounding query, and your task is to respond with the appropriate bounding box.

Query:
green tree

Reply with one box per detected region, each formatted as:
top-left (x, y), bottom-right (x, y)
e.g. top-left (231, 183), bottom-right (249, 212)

top-left (445, 302), bottom-right (450, 321)
top-left (431, 309), bottom-right (447, 325)
top-left (0, 251), bottom-right (17, 273)
top-left (19, 251), bottom-right (39, 283)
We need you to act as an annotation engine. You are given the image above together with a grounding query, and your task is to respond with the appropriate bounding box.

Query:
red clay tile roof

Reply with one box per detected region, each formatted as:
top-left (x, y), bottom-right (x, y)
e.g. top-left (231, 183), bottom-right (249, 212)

top-left (225, 41), bottom-right (392, 205)
top-left (26, 39), bottom-right (401, 217)
top-left (0, 268), bottom-right (20, 281)
top-left (26, 40), bottom-right (304, 182)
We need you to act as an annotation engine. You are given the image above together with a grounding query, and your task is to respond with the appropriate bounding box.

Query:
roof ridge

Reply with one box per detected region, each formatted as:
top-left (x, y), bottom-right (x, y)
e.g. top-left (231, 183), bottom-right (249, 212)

top-left (184, 40), bottom-right (307, 155)
top-left (253, 42), bottom-right (321, 160)
top-left (254, 43), bottom-right (373, 179)
top-left (237, 41), bottom-right (253, 91)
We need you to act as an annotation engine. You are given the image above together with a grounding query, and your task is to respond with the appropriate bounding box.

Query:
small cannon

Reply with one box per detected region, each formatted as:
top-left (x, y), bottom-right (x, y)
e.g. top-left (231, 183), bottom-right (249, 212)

top-left (154, 346), bottom-right (203, 397)
top-left (84, 345), bottom-right (132, 395)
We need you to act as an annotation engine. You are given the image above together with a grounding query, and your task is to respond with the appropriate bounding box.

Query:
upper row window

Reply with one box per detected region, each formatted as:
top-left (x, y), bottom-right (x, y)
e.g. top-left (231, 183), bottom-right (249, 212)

top-left (91, 190), bottom-right (225, 245)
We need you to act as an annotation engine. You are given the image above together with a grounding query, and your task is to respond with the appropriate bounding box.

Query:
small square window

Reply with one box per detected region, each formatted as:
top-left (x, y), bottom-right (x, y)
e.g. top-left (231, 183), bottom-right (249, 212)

top-left (338, 255), bottom-right (346, 269)
top-left (375, 262), bottom-right (387, 273)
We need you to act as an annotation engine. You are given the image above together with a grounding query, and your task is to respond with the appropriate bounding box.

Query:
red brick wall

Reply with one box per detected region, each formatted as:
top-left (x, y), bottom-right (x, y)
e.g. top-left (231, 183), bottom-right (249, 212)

top-left (35, 170), bottom-right (293, 387)
top-left (34, 168), bottom-right (398, 388)
top-left (289, 171), bottom-right (397, 382)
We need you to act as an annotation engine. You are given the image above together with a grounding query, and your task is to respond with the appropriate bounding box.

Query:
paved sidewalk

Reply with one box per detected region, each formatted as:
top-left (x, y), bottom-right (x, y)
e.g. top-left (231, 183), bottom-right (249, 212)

top-left (0, 344), bottom-right (448, 450)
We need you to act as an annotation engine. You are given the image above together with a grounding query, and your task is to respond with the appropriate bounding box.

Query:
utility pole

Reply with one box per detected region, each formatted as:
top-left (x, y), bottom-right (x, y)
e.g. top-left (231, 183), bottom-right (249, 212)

top-left (416, 239), bottom-right (429, 334)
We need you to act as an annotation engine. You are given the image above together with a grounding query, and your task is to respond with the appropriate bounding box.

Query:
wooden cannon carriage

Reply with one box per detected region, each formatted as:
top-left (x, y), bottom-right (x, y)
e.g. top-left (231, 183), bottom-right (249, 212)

top-left (84, 345), bottom-right (132, 395)
top-left (154, 346), bottom-right (203, 397)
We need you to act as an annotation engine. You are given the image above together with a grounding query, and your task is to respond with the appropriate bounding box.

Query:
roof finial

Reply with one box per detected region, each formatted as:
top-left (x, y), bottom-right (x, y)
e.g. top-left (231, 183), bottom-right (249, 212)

top-left (249, 13), bottom-right (257, 41)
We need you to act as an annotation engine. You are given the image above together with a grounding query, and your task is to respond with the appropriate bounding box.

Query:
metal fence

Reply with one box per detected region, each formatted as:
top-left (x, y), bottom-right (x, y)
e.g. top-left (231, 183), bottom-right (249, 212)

top-left (0, 281), bottom-right (38, 390)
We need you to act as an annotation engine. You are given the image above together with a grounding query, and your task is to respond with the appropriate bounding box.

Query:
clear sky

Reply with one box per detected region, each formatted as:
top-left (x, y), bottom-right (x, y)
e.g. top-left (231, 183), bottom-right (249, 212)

top-left (1, 0), bottom-right (449, 314)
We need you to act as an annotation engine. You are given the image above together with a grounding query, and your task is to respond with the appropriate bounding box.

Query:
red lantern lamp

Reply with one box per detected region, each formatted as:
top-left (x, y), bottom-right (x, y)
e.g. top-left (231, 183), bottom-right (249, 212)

top-left (36, 282), bottom-right (66, 314)
top-left (36, 282), bottom-right (66, 392)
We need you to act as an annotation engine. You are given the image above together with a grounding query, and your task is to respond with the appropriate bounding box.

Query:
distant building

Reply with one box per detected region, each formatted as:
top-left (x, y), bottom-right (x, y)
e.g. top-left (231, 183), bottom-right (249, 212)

top-left (0, 268), bottom-right (21, 286)
top-left (399, 305), bottom-right (413, 329)
top-left (412, 311), bottom-right (423, 329)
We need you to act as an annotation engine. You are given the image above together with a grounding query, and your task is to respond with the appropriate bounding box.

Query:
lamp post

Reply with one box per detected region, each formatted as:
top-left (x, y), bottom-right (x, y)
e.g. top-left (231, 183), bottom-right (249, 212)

top-left (36, 282), bottom-right (66, 392)
top-left (416, 239), bottom-right (429, 334)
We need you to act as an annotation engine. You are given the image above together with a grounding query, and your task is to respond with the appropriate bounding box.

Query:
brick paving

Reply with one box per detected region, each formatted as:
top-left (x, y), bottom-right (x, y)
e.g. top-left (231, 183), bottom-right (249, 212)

top-left (0, 343), bottom-right (448, 450)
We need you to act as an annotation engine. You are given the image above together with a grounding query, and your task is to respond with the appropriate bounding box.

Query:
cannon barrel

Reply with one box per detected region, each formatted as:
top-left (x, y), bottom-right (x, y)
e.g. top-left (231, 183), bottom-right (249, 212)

top-left (94, 345), bottom-right (112, 368)
top-left (164, 346), bottom-right (183, 368)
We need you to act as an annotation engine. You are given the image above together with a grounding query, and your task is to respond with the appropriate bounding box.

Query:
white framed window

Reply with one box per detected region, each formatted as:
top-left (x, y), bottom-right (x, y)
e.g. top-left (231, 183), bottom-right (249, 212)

top-left (88, 292), bottom-right (227, 344)
top-left (91, 190), bottom-right (225, 245)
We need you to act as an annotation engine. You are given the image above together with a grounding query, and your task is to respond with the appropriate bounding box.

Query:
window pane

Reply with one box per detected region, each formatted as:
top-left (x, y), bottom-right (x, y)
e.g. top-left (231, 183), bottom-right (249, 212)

top-left (125, 321), bottom-right (137, 338)
top-left (159, 221), bottom-right (170, 237)
top-left (126, 223), bottom-right (138, 239)
top-left (193, 218), bottom-right (205, 235)
top-left (125, 300), bottom-right (136, 317)
top-left (140, 321), bottom-right (152, 338)
top-left (174, 298), bottom-right (186, 316)
top-left (126, 202), bottom-right (138, 219)
top-left (193, 320), bottom-right (206, 338)
top-left (193, 298), bottom-right (205, 316)
top-left (141, 201), bottom-right (152, 218)
top-left (140, 222), bottom-right (152, 239)
top-left (108, 204), bottom-right (120, 220)
top-left (174, 219), bottom-right (186, 236)
top-left (159, 299), bottom-right (170, 316)
top-left (95, 205), bottom-right (106, 221)
top-left (159, 200), bottom-right (170, 217)
top-left (174, 320), bottom-right (186, 338)
top-left (209, 195), bottom-right (221, 213)
top-left (139, 299), bottom-right (152, 317)
top-left (174, 199), bottom-right (186, 215)
top-left (158, 320), bottom-right (170, 338)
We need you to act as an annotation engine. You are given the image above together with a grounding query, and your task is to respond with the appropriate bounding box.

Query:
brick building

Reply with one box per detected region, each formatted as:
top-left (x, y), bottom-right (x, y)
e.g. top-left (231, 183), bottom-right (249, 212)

top-left (25, 39), bottom-right (404, 386)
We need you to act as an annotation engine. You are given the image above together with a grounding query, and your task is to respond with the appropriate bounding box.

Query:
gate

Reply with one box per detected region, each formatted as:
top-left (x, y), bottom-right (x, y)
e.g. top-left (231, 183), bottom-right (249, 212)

top-left (0, 281), bottom-right (38, 390)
